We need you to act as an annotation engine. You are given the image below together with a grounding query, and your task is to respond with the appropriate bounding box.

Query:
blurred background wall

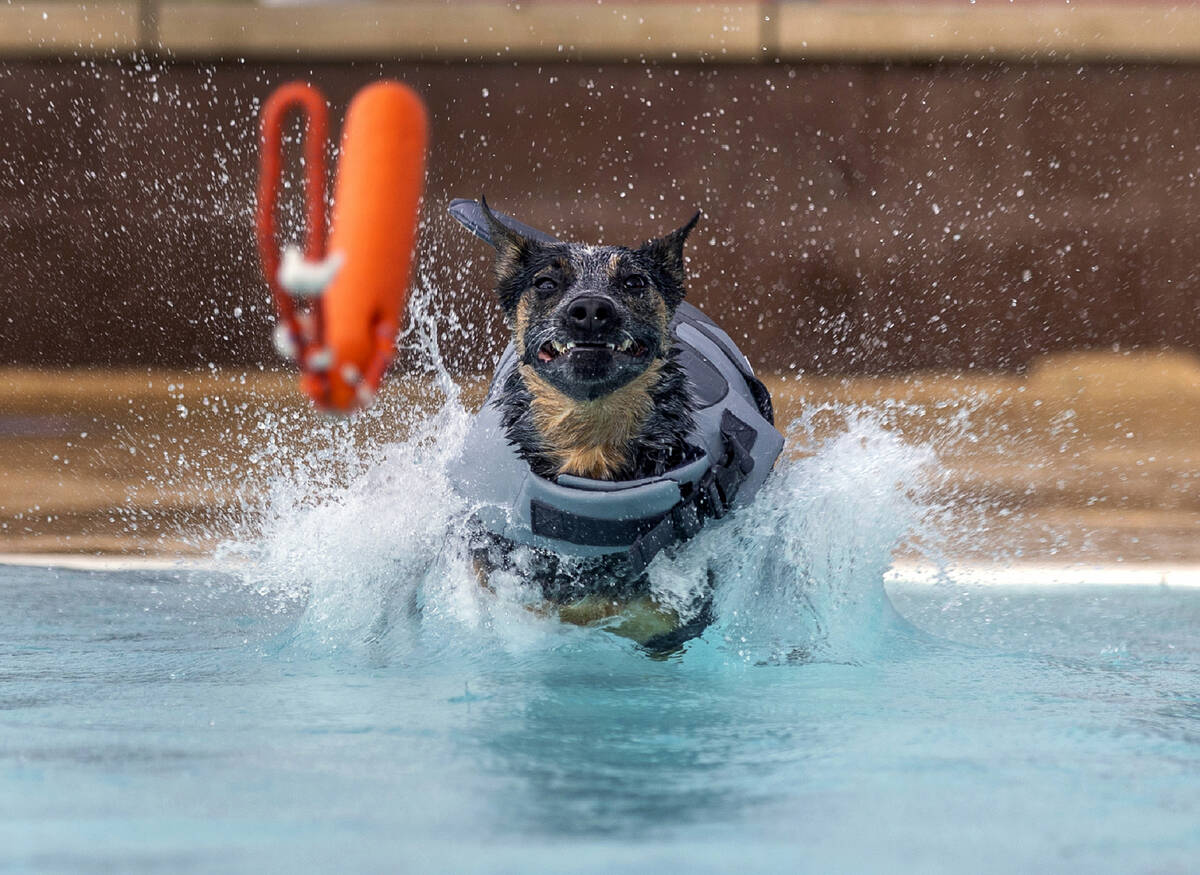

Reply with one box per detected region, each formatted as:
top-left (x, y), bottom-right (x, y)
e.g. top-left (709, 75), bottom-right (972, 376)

top-left (2, 0), bottom-right (1199, 375)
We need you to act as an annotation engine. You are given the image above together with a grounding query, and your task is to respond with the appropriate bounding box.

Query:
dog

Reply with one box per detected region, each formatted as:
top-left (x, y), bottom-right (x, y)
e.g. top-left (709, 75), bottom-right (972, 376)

top-left (456, 198), bottom-right (779, 653)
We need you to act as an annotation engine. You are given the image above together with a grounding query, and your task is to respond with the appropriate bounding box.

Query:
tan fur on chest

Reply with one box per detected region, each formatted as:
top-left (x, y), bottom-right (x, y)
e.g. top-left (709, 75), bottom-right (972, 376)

top-left (518, 361), bottom-right (664, 479)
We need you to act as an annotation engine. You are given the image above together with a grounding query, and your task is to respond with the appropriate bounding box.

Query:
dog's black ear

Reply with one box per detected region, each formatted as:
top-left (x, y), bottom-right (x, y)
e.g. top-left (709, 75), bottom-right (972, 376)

top-left (479, 196), bottom-right (539, 292)
top-left (639, 211), bottom-right (700, 304)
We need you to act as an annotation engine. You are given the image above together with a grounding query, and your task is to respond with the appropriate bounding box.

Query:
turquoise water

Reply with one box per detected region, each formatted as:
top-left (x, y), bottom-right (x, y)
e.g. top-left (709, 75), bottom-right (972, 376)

top-left (4, 382), bottom-right (1198, 872)
top-left (2, 564), bottom-right (1197, 872)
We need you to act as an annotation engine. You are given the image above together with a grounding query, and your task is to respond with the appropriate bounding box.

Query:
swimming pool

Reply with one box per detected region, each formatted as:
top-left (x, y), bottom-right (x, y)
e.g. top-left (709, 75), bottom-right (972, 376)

top-left (3, 385), bottom-right (1197, 873)
top-left (2, 556), bottom-right (1196, 873)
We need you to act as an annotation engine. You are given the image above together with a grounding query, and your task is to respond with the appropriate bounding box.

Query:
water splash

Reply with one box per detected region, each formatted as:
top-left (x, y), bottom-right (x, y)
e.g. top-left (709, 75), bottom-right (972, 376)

top-left (219, 405), bottom-right (942, 668)
top-left (218, 278), bottom-right (950, 665)
top-left (703, 414), bottom-right (937, 664)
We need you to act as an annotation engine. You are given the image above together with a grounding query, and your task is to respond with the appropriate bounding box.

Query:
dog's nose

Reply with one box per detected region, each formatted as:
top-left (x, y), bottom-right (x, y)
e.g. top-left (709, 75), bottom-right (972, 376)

top-left (566, 296), bottom-right (615, 333)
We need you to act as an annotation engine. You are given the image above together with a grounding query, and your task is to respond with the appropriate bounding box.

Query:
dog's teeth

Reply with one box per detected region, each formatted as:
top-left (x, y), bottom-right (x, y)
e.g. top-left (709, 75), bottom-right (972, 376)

top-left (619, 337), bottom-right (633, 352)
top-left (552, 340), bottom-right (566, 354)
top-left (605, 343), bottom-right (615, 350)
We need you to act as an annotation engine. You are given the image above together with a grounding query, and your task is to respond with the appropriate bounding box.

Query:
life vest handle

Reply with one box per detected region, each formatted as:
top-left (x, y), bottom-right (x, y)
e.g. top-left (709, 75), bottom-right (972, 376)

top-left (256, 81), bottom-right (330, 395)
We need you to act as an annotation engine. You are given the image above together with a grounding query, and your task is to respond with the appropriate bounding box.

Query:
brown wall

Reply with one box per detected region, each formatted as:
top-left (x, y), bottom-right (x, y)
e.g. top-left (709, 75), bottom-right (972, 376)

top-left (1, 59), bottom-right (1198, 375)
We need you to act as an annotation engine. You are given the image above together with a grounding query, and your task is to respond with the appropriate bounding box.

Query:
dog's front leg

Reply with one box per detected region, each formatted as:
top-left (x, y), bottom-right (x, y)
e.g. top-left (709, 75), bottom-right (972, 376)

top-left (556, 595), bottom-right (680, 646)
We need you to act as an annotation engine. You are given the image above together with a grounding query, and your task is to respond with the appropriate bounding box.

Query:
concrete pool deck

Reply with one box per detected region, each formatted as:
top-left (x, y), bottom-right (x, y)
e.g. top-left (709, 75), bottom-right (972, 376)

top-left (3, 552), bottom-right (1199, 592)
top-left (2, 348), bottom-right (1198, 564)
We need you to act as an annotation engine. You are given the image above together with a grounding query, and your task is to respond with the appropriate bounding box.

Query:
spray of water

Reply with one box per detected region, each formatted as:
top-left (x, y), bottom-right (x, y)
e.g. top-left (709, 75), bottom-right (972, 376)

top-left (215, 268), bottom-right (955, 666)
top-left (703, 414), bottom-right (938, 664)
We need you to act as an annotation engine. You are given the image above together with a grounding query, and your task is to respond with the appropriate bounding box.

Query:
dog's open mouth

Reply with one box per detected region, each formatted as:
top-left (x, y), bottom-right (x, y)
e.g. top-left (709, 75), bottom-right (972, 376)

top-left (537, 337), bottom-right (648, 363)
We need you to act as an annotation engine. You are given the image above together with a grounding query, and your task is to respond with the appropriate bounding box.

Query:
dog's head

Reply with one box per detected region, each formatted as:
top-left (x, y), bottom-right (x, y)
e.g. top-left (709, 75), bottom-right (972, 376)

top-left (478, 198), bottom-right (699, 402)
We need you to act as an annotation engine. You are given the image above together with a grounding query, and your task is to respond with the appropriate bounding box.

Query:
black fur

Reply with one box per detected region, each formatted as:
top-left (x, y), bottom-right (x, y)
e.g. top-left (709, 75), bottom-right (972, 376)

top-left (463, 200), bottom-right (714, 653)
top-left (475, 197), bottom-right (704, 480)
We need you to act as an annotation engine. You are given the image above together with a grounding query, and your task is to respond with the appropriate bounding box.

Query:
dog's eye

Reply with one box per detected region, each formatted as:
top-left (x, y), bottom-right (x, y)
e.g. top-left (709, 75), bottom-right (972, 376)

top-left (622, 275), bottom-right (647, 291)
top-left (534, 277), bottom-right (558, 293)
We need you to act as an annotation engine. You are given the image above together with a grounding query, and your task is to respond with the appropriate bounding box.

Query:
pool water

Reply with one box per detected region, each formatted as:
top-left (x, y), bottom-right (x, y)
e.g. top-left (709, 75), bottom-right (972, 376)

top-left (3, 390), bottom-right (1198, 873)
top-left (2, 562), bottom-right (1197, 873)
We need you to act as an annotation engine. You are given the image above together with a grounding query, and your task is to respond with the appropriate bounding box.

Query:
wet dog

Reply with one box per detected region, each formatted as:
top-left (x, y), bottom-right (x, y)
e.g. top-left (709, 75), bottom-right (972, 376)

top-left (483, 200), bottom-right (700, 483)
top-left (462, 199), bottom-right (760, 652)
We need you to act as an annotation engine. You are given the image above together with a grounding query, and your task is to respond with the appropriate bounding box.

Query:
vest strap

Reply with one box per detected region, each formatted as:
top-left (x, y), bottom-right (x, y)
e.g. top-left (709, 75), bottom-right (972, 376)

top-left (624, 410), bottom-right (758, 575)
top-left (530, 500), bottom-right (668, 547)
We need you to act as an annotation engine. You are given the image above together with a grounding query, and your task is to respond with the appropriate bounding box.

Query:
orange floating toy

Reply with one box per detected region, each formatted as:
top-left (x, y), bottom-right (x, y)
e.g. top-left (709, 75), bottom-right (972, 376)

top-left (257, 80), bottom-right (428, 413)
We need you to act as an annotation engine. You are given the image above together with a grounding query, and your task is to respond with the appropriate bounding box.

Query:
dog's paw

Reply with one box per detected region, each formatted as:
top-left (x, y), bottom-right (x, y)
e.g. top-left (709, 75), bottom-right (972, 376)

top-left (556, 594), bottom-right (680, 646)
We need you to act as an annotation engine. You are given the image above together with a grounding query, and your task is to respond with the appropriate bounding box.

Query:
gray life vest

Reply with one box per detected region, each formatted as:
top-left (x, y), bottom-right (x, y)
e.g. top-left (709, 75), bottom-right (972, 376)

top-left (446, 199), bottom-right (785, 574)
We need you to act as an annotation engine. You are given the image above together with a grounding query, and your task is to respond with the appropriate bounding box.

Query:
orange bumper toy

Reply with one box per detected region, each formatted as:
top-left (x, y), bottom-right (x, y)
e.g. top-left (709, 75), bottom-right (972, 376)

top-left (257, 80), bottom-right (428, 413)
